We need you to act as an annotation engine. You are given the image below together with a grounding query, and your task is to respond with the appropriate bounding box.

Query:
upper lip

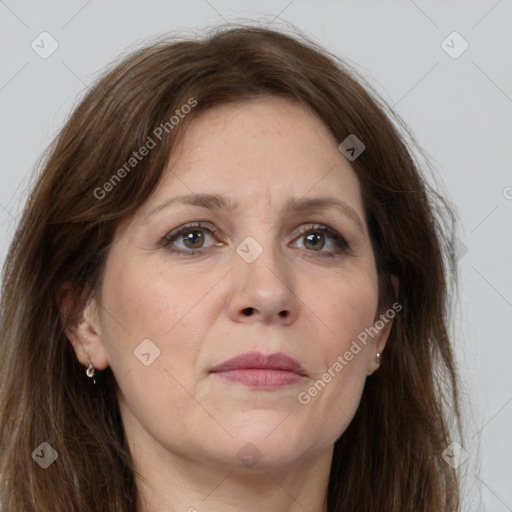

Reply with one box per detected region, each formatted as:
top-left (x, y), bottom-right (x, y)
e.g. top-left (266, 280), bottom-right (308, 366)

top-left (209, 351), bottom-right (308, 377)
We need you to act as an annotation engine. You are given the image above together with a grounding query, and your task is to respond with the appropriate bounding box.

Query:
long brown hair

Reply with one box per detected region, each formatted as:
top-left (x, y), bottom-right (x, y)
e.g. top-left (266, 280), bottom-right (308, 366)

top-left (0, 23), bottom-right (464, 511)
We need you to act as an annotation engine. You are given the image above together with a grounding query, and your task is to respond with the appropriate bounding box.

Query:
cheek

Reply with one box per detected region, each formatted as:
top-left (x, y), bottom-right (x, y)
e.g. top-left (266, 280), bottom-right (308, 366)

top-left (100, 264), bottom-right (222, 442)
top-left (101, 255), bottom-right (216, 342)
top-left (99, 258), bottom-right (229, 398)
top-left (295, 268), bottom-right (378, 437)
top-left (303, 263), bottom-right (379, 348)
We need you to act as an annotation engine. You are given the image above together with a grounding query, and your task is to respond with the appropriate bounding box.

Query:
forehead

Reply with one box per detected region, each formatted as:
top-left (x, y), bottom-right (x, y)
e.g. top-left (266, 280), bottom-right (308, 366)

top-left (142, 96), bottom-right (363, 216)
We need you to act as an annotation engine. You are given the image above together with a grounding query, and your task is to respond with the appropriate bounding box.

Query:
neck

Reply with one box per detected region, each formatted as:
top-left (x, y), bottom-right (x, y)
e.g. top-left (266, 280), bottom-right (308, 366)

top-left (130, 430), bottom-right (332, 512)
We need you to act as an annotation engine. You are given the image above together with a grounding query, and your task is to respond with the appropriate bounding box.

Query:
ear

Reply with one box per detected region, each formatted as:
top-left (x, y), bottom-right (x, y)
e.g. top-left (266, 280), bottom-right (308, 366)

top-left (367, 274), bottom-right (400, 375)
top-left (56, 282), bottom-right (109, 371)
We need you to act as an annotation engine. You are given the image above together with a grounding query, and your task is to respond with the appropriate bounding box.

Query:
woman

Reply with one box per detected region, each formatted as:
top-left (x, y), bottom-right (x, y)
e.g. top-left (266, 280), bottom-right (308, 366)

top-left (0, 24), bottom-right (464, 511)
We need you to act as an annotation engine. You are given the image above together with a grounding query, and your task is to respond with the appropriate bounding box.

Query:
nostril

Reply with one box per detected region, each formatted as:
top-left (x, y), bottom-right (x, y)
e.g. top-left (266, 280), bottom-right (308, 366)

top-left (279, 310), bottom-right (288, 318)
top-left (242, 307), bottom-right (254, 316)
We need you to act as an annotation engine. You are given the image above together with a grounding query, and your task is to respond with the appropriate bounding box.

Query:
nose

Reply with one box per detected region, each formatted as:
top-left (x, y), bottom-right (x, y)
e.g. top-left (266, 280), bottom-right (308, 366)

top-left (227, 238), bottom-right (300, 326)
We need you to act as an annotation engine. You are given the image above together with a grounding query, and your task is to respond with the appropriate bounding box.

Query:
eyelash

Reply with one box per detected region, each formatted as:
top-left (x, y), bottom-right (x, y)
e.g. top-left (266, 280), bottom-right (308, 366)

top-left (162, 222), bottom-right (350, 258)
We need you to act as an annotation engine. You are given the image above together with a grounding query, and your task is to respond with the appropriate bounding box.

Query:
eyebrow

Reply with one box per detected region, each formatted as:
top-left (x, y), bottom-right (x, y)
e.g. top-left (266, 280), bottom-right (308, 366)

top-left (145, 193), bottom-right (365, 235)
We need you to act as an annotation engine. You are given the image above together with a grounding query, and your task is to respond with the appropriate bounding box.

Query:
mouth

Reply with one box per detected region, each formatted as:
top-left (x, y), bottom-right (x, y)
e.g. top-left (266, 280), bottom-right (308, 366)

top-left (208, 351), bottom-right (308, 390)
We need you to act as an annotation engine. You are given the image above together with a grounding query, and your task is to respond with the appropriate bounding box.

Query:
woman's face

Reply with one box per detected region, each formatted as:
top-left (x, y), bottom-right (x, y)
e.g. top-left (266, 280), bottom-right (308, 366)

top-left (77, 96), bottom-right (394, 472)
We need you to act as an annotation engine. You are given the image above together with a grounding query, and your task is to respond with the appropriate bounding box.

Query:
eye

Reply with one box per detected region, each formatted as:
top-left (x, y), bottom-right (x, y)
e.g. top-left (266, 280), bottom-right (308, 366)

top-left (290, 224), bottom-right (349, 257)
top-left (162, 222), bottom-right (350, 258)
top-left (162, 222), bottom-right (221, 255)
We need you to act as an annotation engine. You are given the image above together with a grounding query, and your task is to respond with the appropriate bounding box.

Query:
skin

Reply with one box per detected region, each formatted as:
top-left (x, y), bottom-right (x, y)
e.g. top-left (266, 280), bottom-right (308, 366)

top-left (60, 96), bottom-right (398, 512)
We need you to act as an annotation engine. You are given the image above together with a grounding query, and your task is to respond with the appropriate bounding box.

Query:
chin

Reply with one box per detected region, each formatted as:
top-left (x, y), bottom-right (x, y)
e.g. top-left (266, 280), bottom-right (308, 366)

top-left (223, 425), bottom-right (317, 469)
top-left (224, 410), bottom-right (300, 441)
top-left (220, 441), bottom-right (310, 473)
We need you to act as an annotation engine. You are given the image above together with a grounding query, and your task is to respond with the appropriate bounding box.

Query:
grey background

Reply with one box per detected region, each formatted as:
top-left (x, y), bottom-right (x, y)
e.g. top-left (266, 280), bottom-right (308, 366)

top-left (1, 1), bottom-right (511, 510)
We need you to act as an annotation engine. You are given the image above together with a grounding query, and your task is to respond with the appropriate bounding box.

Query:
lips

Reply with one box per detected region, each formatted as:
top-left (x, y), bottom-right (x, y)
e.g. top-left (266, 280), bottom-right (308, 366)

top-left (209, 351), bottom-right (308, 389)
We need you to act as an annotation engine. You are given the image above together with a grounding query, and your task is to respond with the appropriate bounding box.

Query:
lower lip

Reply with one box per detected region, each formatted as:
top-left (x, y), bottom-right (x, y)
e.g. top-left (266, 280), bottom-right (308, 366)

top-left (210, 369), bottom-right (305, 389)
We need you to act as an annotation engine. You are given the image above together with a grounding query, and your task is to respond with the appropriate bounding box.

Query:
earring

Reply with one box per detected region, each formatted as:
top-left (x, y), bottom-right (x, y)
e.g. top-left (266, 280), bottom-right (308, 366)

top-left (86, 359), bottom-right (96, 385)
top-left (376, 353), bottom-right (381, 366)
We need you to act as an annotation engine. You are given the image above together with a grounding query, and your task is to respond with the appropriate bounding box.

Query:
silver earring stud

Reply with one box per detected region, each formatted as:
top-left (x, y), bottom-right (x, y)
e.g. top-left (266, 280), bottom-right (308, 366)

top-left (86, 359), bottom-right (96, 384)
top-left (376, 353), bottom-right (381, 366)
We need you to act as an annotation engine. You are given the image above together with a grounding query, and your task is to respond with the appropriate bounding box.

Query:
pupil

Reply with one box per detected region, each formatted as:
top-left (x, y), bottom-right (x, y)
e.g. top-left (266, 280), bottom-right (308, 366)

top-left (305, 232), bottom-right (324, 250)
top-left (184, 230), bottom-right (204, 248)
